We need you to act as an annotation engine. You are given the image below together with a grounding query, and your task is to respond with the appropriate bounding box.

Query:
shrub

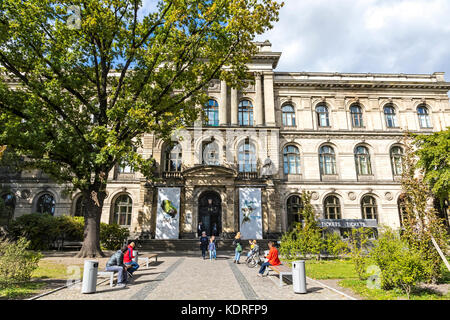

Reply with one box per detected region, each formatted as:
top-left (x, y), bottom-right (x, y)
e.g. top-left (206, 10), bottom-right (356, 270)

top-left (8, 213), bottom-right (58, 250)
top-left (0, 237), bottom-right (42, 287)
top-left (369, 227), bottom-right (426, 298)
top-left (324, 231), bottom-right (349, 258)
top-left (55, 215), bottom-right (84, 241)
top-left (100, 223), bottom-right (130, 251)
top-left (346, 227), bottom-right (372, 280)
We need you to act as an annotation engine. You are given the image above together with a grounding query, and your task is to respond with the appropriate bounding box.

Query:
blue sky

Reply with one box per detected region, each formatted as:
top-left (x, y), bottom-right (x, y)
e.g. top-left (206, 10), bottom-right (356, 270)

top-left (142, 0), bottom-right (450, 77)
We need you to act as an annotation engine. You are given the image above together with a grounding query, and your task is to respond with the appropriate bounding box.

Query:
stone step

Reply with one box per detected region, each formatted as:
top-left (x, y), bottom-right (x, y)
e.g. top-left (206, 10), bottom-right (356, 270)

top-left (131, 239), bottom-right (280, 252)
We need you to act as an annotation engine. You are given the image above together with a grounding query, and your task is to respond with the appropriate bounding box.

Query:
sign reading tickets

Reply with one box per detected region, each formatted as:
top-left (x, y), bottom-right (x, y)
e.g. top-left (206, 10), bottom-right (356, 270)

top-left (239, 188), bottom-right (263, 240)
top-left (318, 219), bottom-right (378, 228)
top-left (156, 187), bottom-right (181, 239)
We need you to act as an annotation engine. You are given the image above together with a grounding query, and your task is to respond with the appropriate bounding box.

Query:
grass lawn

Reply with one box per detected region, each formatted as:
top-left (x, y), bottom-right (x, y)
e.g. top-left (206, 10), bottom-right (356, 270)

top-left (282, 257), bottom-right (450, 300)
top-left (0, 260), bottom-right (79, 300)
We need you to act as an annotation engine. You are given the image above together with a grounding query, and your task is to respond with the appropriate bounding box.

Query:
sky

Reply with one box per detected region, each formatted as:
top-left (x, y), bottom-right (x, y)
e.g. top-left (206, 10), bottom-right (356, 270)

top-left (142, 0), bottom-right (450, 76)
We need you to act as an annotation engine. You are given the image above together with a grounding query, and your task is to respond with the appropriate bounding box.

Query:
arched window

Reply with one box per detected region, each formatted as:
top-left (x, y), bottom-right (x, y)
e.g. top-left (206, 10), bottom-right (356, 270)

top-left (417, 105), bottom-right (432, 128)
top-left (350, 104), bottom-right (363, 128)
top-left (238, 139), bottom-right (257, 173)
top-left (282, 105), bottom-right (296, 127)
top-left (316, 105), bottom-right (330, 127)
top-left (113, 194), bottom-right (132, 226)
top-left (324, 195), bottom-right (341, 219)
top-left (36, 193), bottom-right (55, 215)
top-left (0, 193), bottom-right (15, 225)
top-left (355, 146), bottom-right (372, 175)
top-left (164, 143), bottom-right (182, 172)
top-left (118, 161), bottom-right (134, 173)
top-left (361, 195), bottom-right (378, 221)
top-left (283, 145), bottom-right (301, 175)
top-left (390, 146), bottom-right (404, 176)
top-left (202, 140), bottom-right (220, 165)
top-left (238, 100), bottom-right (254, 126)
top-left (319, 145), bottom-right (336, 175)
top-left (204, 99), bottom-right (219, 126)
top-left (384, 105), bottom-right (398, 128)
top-left (73, 196), bottom-right (85, 217)
top-left (287, 195), bottom-right (303, 230)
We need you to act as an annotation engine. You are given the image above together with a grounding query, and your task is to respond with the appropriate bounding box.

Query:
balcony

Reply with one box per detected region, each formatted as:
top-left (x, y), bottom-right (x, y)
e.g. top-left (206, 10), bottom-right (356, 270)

top-left (162, 171), bottom-right (183, 179)
top-left (237, 172), bottom-right (259, 180)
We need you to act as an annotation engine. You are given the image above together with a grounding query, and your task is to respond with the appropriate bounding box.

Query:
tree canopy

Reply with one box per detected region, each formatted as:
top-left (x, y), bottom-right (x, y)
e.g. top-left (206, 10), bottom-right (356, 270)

top-left (0, 0), bottom-right (283, 257)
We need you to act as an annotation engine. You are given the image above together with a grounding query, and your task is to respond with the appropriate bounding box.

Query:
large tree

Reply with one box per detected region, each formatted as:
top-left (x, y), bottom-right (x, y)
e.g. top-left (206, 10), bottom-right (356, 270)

top-left (0, 0), bottom-right (283, 257)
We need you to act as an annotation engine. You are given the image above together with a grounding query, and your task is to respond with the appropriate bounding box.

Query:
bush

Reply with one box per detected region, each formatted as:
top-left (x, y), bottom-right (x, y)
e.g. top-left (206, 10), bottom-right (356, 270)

top-left (100, 223), bottom-right (130, 251)
top-left (0, 237), bottom-right (42, 287)
top-left (8, 213), bottom-right (58, 250)
top-left (346, 227), bottom-right (373, 280)
top-left (369, 227), bottom-right (427, 298)
top-left (323, 231), bottom-right (349, 258)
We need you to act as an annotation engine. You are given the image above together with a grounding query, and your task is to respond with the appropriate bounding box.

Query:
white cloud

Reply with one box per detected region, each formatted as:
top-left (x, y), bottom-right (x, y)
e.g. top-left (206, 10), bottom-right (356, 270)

top-left (256, 0), bottom-right (450, 76)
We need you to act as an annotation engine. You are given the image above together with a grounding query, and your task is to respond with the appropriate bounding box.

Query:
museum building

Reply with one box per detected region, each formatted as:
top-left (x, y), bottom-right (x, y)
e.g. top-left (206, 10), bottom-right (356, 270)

top-left (1, 41), bottom-right (449, 239)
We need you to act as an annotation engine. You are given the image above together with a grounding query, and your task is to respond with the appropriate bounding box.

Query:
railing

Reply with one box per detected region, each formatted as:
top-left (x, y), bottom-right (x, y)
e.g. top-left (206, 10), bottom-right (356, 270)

top-left (162, 171), bottom-right (183, 179)
top-left (237, 172), bottom-right (259, 180)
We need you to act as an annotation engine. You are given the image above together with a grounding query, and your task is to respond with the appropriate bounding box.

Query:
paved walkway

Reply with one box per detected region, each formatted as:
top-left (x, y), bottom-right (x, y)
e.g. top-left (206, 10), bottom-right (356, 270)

top-left (37, 253), bottom-right (353, 300)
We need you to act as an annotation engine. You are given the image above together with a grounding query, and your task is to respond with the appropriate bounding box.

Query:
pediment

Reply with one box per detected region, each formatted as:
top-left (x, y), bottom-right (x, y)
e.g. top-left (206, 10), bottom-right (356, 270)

top-left (182, 165), bottom-right (237, 178)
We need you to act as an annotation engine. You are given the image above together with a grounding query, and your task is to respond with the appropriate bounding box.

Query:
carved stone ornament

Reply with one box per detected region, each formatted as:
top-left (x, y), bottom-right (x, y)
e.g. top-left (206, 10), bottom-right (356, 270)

top-left (348, 192), bottom-right (357, 201)
top-left (385, 192), bottom-right (393, 201)
top-left (21, 189), bottom-right (31, 200)
top-left (311, 192), bottom-right (319, 200)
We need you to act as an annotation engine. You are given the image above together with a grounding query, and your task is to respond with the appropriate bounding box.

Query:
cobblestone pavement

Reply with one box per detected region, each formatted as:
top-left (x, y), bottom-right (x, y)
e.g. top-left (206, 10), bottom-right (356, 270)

top-left (37, 252), bottom-right (352, 300)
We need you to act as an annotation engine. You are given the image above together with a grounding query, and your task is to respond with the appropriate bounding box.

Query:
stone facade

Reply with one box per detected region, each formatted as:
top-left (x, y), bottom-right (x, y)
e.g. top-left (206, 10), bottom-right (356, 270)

top-left (1, 41), bottom-right (450, 238)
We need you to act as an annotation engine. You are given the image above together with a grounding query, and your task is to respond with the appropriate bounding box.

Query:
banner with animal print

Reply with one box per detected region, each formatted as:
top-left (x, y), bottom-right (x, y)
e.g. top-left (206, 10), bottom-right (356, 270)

top-left (239, 188), bottom-right (262, 240)
top-left (156, 187), bottom-right (181, 239)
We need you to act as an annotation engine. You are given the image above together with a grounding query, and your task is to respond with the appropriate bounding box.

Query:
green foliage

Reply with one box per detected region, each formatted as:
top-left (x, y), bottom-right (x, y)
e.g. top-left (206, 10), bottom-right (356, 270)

top-left (413, 128), bottom-right (450, 204)
top-left (0, 237), bottom-right (42, 287)
top-left (8, 213), bottom-right (58, 250)
top-left (99, 223), bottom-right (130, 251)
top-left (324, 231), bottom-right (349, 258)
top-left (401, 136), bottom-right (449, 283)
top-left (345, 227), bottom-right (372, 280)
top-left (369, 227), bottom-right (427, 299)
top-left (0, 0), bottom-right (283, 256)
top-left (8, 214), bottom-right (128, 251)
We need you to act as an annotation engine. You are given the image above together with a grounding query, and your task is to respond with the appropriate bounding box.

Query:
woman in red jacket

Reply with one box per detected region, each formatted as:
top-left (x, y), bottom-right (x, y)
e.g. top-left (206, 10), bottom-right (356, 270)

top-left (258, 241), bottom-right (280, 276)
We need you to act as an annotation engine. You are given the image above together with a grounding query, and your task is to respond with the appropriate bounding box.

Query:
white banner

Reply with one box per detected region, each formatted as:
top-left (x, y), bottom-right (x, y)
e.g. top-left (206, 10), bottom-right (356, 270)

top-left (156, 187), bottom-right (181, 239)
top-left (239, 188), bottom-right (263, 240)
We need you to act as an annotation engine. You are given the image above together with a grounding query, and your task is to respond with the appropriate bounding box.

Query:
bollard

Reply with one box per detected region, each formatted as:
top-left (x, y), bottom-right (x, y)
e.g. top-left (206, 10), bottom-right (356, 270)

top-left (81, 260), bottom-right (99, 294)
top-left (292, 260), bottom-right (307, 294)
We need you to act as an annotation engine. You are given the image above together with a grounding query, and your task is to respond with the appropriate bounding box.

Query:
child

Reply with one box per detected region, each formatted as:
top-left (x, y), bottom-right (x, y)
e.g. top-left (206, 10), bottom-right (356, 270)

top-left (208, 236), bottom-right (217, 261)
top-left (199, 231), bottom-right (209, 260)
top-left (247, 240), bottom-right (257, 257)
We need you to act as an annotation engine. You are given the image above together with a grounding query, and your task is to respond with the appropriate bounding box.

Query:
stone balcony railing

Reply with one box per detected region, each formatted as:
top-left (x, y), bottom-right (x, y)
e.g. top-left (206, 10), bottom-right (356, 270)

top-left (162, 171), bottom-right (183, 179)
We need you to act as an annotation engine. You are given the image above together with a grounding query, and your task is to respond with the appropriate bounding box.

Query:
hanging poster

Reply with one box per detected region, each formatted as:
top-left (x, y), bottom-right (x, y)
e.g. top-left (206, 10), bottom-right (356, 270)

top-left (156, 187), bottom-right (181, 239)
top-left (239, 188), bottom-right (263, 239)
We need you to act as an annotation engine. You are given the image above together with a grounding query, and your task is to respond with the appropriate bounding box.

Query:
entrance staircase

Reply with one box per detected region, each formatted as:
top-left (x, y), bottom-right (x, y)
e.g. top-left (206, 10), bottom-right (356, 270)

top-left (132, 238), bottom-right (280, 252)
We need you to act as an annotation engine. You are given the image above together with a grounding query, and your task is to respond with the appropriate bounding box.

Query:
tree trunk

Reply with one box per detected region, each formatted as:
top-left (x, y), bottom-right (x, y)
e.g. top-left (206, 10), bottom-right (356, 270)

top-left (76, 182), bottom-right (107, 258)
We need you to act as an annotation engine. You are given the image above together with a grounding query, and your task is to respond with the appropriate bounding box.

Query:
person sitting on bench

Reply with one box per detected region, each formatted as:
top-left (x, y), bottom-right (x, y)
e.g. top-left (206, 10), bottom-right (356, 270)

top-left (123, 242), bottom-right (139, 277)
top-left (258, 241), bottom-right (281, 277)
top-left (106, 245), bottom-right (131, 287)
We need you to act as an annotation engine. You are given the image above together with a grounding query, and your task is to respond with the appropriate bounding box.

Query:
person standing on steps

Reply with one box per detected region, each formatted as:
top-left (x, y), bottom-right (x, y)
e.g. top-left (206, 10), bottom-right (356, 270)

top-left (232, 232), bottom-right (243, 264)
top-left (197, 221), bottom-right (204, 237)
top-left (199, 231), bottom-right (209, 260)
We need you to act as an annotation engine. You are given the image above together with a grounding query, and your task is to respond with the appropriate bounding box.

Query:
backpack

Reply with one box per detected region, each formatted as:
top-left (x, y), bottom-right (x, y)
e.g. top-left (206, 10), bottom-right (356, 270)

top-left (236, 242), bottom-right (242, 253)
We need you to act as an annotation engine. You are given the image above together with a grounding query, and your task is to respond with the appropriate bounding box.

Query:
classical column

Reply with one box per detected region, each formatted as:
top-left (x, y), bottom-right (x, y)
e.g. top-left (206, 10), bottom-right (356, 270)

top-left (219, 80), bottom-right (228, 125)
top-left (263, 72), bottom-right (275, 126)
top-left (231, 87), bottom-right (238, 125)
top-left (255, 72), bottom-right (263, 126)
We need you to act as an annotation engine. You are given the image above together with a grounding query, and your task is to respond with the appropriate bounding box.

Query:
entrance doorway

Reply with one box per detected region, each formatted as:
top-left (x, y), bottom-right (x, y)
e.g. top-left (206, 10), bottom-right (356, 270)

top-left (198, 191), bottom-right (222, 237)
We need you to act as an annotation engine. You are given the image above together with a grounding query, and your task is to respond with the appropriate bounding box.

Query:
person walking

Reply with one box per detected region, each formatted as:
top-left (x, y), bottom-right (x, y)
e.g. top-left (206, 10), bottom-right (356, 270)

top-left (232, 232), bottom-right (243, 264)
top-left (105, 245), bottom-right (130, 288)
top-left (258, 241), bottom-right (281, 277)
top-left (123, 242), bottom-right (139, 278)
top-left (208, 236), bottom-right (217, 261)
top-left (199, 231), bottom-right (209, 260)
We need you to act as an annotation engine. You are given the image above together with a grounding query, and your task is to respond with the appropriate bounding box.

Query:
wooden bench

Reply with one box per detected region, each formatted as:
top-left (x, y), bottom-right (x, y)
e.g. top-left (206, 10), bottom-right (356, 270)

top-left (97, 271), bottom-right (117, 287)
top-left (268, 264), bottom-right (292, 287)
top-left (140, 253), bottom-right (159, 268)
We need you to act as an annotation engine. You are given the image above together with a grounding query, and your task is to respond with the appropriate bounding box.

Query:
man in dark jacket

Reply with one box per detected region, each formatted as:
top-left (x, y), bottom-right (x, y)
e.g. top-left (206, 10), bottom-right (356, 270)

top-left (106, 245), bottom-right (130, 287)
